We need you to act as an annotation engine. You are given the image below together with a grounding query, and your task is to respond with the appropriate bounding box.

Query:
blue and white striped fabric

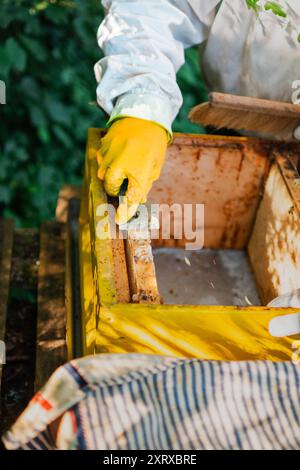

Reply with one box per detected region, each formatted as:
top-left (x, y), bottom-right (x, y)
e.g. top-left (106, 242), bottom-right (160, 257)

top-left (3, 354), bottom-right (300, 450)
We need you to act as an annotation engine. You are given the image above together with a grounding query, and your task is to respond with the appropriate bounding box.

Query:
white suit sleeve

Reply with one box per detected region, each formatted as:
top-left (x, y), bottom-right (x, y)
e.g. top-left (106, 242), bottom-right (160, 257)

top-left (95, 0), bottom-right (217, 133)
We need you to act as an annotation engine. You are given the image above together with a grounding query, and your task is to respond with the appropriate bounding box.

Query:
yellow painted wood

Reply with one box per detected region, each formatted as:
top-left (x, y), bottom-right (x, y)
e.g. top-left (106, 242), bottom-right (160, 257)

top-left (81, 129), bottom-right (300, 362)
top-left (65, 225), bottom-right (73, 360)
top-left (96, 304), bottom-right (300, 361)
top-left (78, 222), bottom-right (96, 355)
top-left (86, 129), bottom-right (118, 306)
top-left (79, 129), bottom-right (119, 353)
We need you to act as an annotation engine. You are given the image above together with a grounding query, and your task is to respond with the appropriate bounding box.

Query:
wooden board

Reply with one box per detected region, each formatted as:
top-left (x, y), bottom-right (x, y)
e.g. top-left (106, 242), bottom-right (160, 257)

top-left (149, 134), bottom-right (272, 249)
top-left (274, 146), bottom-right (300, 216)
top-left (56, 185), bottom-right (81, 223)
top-left (248, 148), bottom-right (300, 304)
top-left (0, 220), bottom-right (14, 387)
top-left (189, 93), bottom-right (300, 141)
top-left (111, 238), bottom-right (131, 303)
top-left (35, 221), bottom-right (67, 391)
top-left (124, 229), bottom-right (161, 304)
top-left (0, 227), bottom-right (40, 434)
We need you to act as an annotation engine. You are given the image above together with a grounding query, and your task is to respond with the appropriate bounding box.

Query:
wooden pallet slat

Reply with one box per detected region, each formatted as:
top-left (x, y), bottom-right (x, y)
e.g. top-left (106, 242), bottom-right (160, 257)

top-left (56, 185), bottom-right (81, 224)
top-left (56, 185), bottom-right (82, 359)
top-left (0, 219), bottom-right (14, 387)
top-left (35, 221), bottom-right (67, 391)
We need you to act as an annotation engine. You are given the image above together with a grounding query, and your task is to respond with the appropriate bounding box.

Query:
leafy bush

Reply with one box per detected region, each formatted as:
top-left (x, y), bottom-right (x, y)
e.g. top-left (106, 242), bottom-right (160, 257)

top-left (0, 0), bottom-right (206, 226)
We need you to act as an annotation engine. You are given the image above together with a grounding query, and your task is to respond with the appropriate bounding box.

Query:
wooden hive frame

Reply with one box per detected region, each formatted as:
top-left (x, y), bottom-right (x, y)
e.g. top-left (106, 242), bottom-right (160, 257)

top-left (78, 129), bottom-right (300, 361)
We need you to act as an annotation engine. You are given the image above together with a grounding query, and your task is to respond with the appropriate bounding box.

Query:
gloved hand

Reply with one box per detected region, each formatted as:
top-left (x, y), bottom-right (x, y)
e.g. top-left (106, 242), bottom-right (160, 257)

top-left (97, 117), bottom-right (169, 225)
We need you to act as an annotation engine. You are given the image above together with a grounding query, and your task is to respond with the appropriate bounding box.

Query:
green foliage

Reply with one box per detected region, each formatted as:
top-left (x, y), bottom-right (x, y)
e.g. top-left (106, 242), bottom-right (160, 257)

top-left (264, 2), bottom-right (287, 17)
top-left (246, 0), bottom-right (287, 18)
top-left (174, 47), bottom-right (208, 134)
top-left (0, 0), bottom-right (205, 226)
top-left (0, 0), bottom-right (106, 226)
top-left (246, 0), bottom-right (300, 42)
top-left (246, 1), bottom-right (300, 39)
top-left (246, 0), bottom-right (261, 13)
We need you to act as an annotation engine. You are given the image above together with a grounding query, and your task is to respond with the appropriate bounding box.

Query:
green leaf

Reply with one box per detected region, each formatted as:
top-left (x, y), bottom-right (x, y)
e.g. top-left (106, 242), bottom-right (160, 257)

top-left (0, 185), bottom-right (11, 204)
top-left (9, 287), bottom-right (36, 304)
top-left (19, 35), bottom-right (48, 62)
top-left (44, 96), bottom-right (73, 126)
top-left (0, 11), bottom-right (14, 29)
top-left (53, 125), bottom-right (73, 148)
top-left (19, 77), bottom-right (41, 101)
top-left (44, 4), bottom-right (71, 24)
top-left (37, 126), bottom-right (51, 144)
top-left (9, 144), bottom-right (29, 163)
top-left (245, 0), bottom-right (261, 13)
top-left (264, 1), bottom-right (287, 17)
top-left (0, 45), bottom-right (12, 77)
top-left (4, 38), bottom-right (27, 72)
top-left (30, 106), bottom-right (48, 128)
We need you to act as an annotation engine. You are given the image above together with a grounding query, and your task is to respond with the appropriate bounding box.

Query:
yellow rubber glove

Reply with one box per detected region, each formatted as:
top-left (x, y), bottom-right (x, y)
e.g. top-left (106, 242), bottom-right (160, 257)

top-left (97, 117), bottom-right (169, 225)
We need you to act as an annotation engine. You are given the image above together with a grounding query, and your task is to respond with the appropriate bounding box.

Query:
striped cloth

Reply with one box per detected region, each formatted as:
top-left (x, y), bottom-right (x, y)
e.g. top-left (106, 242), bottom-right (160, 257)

top-left (3, 354), bottom-right (300, 450)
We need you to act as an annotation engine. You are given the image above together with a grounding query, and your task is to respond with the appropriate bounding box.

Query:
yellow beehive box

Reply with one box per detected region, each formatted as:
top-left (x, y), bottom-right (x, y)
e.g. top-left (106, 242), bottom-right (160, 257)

top-left (77, 129), bottom-right (300, 362)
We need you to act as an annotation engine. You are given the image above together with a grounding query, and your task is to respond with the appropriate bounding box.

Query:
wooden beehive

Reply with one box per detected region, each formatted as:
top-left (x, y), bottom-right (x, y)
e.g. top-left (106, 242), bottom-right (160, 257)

top-left (78, 129), bottom-right (300, 361)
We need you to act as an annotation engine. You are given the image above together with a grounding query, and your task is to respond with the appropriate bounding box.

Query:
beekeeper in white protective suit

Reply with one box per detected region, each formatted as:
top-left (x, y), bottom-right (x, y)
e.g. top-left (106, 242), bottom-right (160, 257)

top-left (94, 0), bottom-right (300, 224)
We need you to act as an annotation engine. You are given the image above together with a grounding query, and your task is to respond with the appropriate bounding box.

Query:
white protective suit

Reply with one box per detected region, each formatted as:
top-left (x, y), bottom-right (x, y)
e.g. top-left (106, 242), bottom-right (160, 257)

top-left (95, 0), bottom-right (300, 134)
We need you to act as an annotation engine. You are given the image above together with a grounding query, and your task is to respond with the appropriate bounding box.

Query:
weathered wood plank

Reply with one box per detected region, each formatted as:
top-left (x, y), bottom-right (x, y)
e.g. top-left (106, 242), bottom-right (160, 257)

top-left (0, 219), bottom-right (14, 388)
top-left (35, 221), bottom-right (67, 391)
top-left (111, 236), bottom-right (131, 303)
top-left (66, 197), bottom-right (83, 359)
top-left (149, 134), bottom-right (272, 249)
top-left (56, 185), bottom-right (81, 223)
top-left (56, 185), bottom-right (84, 358)
top-left (273, 147), bottom-right (300, 216)
top-left (125, 232), bottom-right (161, 304)
top-left (0, 228), bottom-right (38, 434)
top-left (248, 159), bottom-right (300, 304)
